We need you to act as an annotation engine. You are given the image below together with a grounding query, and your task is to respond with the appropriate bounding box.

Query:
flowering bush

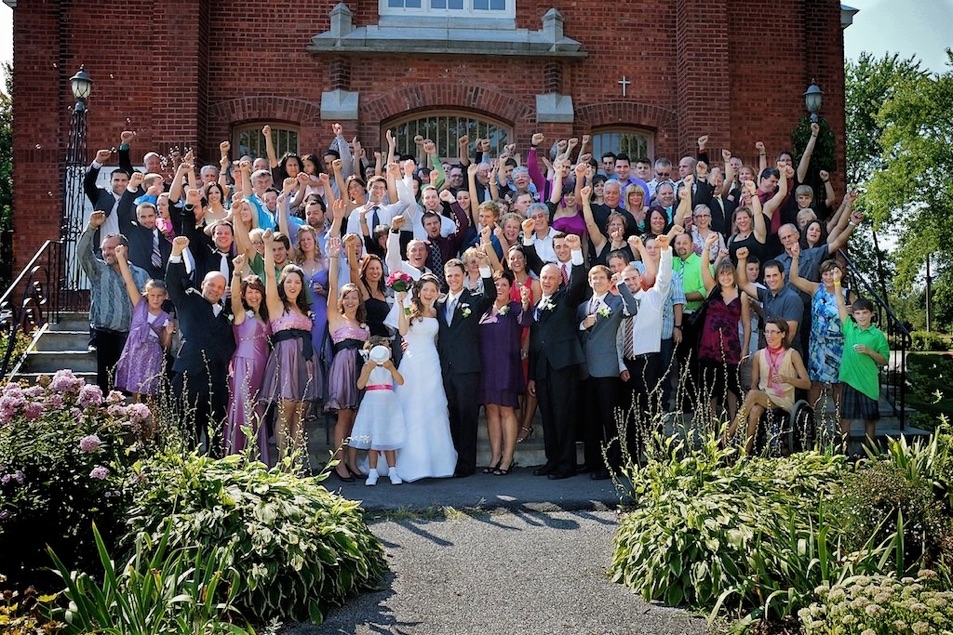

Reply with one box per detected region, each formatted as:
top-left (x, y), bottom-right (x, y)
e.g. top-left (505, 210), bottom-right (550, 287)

top-left (0, 370), bottom-right (155, 588)
top-left (801, 571), bottom-right (953, 634)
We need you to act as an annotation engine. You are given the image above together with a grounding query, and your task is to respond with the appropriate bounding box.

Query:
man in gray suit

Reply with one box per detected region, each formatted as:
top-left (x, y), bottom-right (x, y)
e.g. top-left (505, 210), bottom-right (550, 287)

top-left (577, 265), bottom-right (638, 480)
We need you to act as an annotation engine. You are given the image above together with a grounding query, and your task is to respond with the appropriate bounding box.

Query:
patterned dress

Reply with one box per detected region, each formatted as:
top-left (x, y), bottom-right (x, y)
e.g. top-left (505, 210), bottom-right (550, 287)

top-left (808, 285), bottom-right (844, 383)
top-left (697, 288), bottom-right (743, 399)
top-left (114, 298), bottom-right (169, 396)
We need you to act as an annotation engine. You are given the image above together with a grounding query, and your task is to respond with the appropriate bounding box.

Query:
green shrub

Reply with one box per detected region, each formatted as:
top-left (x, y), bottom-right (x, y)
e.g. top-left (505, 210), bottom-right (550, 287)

top-left (124, 451), bottom-right (387, 625)
top-left (831, 460), bottom-right (950, 572)
top-left (48, 522), bottom-right (252, 634)
top-left (909, 331), bottom-right (950, 352)
top-left (801, 571), bottom-right (953, 634)
top-left (609, 437), bottom-right (851, 617)
top-left (0, 370), bottom-right (155, 588)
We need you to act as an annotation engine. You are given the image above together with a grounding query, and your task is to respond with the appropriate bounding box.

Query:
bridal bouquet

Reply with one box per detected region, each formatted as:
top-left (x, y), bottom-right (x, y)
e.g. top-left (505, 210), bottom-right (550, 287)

top-left (386, 270), bottom-right (413, 293)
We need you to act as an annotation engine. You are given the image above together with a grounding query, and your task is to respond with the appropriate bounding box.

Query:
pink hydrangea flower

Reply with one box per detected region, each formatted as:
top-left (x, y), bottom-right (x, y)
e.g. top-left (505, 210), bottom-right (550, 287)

top-left (77, 385), bottom-right (103, 409)
top-left (106, 390), bottom-right (125, 405)
top-left (22, 402), bottom-right (44, 421)
top-left (23, 385), bottom-right (44, 398)
top-left (127, 403), bottom-right (151, 423)
top-left (50, 369), bottom-right (83, 394)
top-left (89, 465), bottom-right (109, 480)
top-left (79, 434), bottom-right (102, 453)
top-left (44, 394), bottom-right (64, 409)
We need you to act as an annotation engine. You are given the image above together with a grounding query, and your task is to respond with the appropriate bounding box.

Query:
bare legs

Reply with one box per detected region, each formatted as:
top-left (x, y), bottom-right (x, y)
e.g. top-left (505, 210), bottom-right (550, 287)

top-left (485, 404), bottom-right (503, 470)
top-left (518, 393), bottom-right (537, 441)
top-left (332, 407), bottom-right (357, 477)
top-left (724, 389), bottom-right (773, 454)
top-left (498, 405), bottom-right (519, 472)
top-left (277, 399), bottom-right (306, 461)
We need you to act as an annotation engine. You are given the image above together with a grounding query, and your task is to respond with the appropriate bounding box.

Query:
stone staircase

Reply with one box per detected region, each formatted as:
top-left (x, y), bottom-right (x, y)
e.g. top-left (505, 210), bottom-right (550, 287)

top-left (12, 312), bottom-right (95, 385)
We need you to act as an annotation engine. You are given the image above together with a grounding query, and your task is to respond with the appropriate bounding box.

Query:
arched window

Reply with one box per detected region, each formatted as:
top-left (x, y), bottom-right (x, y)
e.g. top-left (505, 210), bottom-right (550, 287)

top-left (385, 113), bottom-right (512, 163)
top-left (590, 129), bottom-right (654, 162)
top-left (233, 123), bottom-right (299, 161)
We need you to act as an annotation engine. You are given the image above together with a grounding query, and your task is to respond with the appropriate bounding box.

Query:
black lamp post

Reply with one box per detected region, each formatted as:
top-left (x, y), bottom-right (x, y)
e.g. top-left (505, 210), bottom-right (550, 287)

top-left (803, 79), bottom-right (823, 123)
top-left (61, 66), bottom-right (93, 294)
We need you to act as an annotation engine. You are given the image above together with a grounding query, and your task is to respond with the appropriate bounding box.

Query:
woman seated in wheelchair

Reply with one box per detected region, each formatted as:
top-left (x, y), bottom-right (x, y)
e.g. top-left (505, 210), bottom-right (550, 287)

top-left (723, 316), bottom-right (811, 454)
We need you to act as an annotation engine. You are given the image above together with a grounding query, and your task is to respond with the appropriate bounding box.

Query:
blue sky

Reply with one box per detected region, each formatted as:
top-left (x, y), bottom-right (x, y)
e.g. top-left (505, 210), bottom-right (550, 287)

top-left (0, 1), bottom-right (950, 91)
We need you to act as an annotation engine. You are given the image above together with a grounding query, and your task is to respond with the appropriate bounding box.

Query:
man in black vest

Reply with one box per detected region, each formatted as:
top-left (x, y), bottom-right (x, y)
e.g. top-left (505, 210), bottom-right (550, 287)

top-left (166, 235), bottom-right (236, 455)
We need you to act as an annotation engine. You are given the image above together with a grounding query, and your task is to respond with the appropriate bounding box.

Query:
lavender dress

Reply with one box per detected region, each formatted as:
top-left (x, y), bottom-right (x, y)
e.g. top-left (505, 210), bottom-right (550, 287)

top-left (225, 315), bottom-right (271, 463)
top-left (114, 298), bottom-right (169, 396)
top-left (324, 324), bottom-right (369, 411)
top-left (259, 312), bottom-right (324, 403)
top-left (308, 267), bottom-right (331, 359)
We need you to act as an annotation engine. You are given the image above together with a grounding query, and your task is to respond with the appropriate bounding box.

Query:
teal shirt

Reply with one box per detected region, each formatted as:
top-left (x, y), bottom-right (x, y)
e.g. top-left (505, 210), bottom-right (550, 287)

top-left (839, 319), bottom-right (889, 400)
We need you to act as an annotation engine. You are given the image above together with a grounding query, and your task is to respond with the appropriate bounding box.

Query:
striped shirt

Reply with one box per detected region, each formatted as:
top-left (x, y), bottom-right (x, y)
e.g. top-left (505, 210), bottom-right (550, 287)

top-left (78, 227), bottom-right (149, 332)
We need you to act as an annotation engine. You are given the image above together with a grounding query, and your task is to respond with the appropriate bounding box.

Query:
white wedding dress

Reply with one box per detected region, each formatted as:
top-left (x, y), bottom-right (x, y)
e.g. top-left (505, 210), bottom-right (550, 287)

top-left (394, 316), bottom-right (457, 482)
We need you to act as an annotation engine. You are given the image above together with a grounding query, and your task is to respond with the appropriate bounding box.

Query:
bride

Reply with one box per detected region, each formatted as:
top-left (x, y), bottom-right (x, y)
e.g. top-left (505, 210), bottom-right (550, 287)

top-left (393, 275), bottom-right (457, 481)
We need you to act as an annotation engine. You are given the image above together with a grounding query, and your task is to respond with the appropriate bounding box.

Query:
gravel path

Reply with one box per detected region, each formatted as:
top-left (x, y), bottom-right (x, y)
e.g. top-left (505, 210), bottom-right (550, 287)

top-left (305, 508), bottom-right (706, 635)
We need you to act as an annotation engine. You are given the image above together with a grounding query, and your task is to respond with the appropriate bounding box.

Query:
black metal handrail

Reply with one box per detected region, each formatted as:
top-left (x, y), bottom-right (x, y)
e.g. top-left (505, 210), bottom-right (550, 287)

top-left (0, 241), bottom-right (62, 379)
top-left (838, 249), bottom-right (911, 428)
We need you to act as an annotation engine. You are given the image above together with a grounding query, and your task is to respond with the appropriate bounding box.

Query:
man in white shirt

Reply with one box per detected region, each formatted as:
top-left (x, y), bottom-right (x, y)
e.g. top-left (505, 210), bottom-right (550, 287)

top-left (617, 230), bottom-right (677, 416)
top-left (345, 169), bottom-right (414, 238)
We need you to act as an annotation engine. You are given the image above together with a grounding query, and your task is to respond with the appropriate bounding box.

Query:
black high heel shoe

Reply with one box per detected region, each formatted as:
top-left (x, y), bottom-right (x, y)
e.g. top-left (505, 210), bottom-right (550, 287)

top-left (482, 459), bottom-right (502, 474)
top-left (493, 461), bottom-right (516, 476)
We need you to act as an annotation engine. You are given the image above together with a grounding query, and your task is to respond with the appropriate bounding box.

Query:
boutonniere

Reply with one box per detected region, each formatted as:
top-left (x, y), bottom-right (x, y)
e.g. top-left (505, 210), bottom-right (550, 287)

top-left (540, 298), bottom-right (556, 312)
top-left (597, 305), bottom-right (611, 318)
top-left (459, 303), bottom-right (471, 318)
top-left (497, 304), bottom-right (510, 316)
top-left (227, 313), bottom-right (234, 323)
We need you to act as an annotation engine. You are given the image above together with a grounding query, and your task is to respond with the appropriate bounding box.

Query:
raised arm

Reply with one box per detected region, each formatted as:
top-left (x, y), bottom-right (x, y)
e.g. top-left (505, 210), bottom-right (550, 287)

top-left (735, 247), bottom-right (760, 300)
top-left (230, 254), bottom-right (247, 322)
top-left (327, 234), bottom-right (342, 311)
top-left (114, 244), bottom-right (142, 306)
top-left (262, 229), bottom-right (283, 318)
top-left (674, 175), bottom-right (693, 227)
top-left (385, 215), bottom-right (406, 273)
top-left (761, 163), bottom-right (789, 220)
top-left (385, 129), bottom-right (397, 167)
top-left (467, 163), bottom-right (480, 211)
top-left (747, 181), bottom-right (767, 244)
top-left (700, 233), bottom-right (719, 293)
top-left (231, 199), bottom-right (257, 260)
top-left (788, 244), bottom-right (818, 296)
top-left (262, 125), bottom-right (279, 169)
top-left (457, 135), bottom-right (470, 168)
top-left (721, 149), bottom-right (735, 198)
top-left (797, 123), bottom-right (820, 184)
top-left (424, 140), bottom-right (446, 191)
top-left (480, 225), bottom-right (503, 273)
top-left (755, 141), bottom-right (767, 173)
top-left (827, 211), bottom-right (863, 254)
top-left (827, 190), bottom-right (857, 244)
top-left (579, 184), bottom-right (605, 252)
top-left (330, 123), bottom-right (354, 181)
top-left (832, 268), bottom-right (848, 324)
top-left (527, 133), bottom-right (546, 196)
top-left (168, 161), bottom-right (191, 204)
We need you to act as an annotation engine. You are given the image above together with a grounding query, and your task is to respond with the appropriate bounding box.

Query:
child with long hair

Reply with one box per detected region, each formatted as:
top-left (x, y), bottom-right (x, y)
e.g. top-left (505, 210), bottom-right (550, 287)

top-left (113, 244), bottom-right (173, 401)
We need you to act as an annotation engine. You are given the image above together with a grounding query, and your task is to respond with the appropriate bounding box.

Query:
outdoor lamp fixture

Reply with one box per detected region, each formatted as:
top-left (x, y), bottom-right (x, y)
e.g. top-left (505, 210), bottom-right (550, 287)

top-left (69, 66), bottom-right (93, 111)
top-left (803, 79), bottom-right (823, 123)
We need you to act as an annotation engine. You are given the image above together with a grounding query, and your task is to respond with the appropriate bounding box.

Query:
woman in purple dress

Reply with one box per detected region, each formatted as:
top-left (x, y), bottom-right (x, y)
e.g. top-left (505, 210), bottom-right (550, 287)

top-left (324, 234), bottom-right (370, 481)
top-left (113, 244), bottom-right (173, 401)
top-left (259, 230), bottom-right (322, 461)
top-left (296, 226), bottom-right (331, 365)
top-left (225, 255), bottom-right (271, 463)
top-left (478, 269), bottom-right (532, 475)
top-left (698, 233), bottom-right (751, 423)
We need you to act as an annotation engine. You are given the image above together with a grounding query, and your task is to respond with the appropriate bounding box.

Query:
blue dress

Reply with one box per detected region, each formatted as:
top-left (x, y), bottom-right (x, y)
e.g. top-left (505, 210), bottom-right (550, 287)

top-left (808, 285), bottom-right (844, 383)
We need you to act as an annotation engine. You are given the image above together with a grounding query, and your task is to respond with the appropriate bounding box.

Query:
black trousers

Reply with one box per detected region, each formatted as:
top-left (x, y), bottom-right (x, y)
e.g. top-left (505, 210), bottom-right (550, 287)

top-left (443, 371), bottom-right (482, 475)
top-left (172, 371), bottom-right (227, 457)
top-left (582, 375), bottom-right (621, 471)
top-left (536, 362), bottom-right (579, 475)
top-left (93, 328), bottom-right (128, 394)
top-left (675, 316), bottom-right (702, 410)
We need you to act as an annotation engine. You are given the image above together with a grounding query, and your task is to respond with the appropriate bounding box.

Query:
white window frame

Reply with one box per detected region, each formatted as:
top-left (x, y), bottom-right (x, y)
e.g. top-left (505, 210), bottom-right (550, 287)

top-left (379, 0), bottom-right (516, 22)
top-left (590, 129), bottom-right (655, 164)
top-left (385, 111), bottom-right (513, 163)
top-left (233, 123), bottom-right (300, 162)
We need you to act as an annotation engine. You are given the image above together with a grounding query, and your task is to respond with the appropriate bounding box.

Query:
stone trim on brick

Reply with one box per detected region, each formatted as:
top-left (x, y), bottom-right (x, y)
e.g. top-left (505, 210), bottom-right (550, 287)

top-left (575, 102), bottom-right (678, 132)
top-left (364, 83), bottom-right (533, 126)
top-left (208, 96), bottom-right (322, 126)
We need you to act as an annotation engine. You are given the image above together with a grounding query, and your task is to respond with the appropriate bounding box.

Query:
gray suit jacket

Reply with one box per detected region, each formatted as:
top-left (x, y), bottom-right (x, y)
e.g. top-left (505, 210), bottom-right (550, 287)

top-left (577, 285), bottom-right (638, 378)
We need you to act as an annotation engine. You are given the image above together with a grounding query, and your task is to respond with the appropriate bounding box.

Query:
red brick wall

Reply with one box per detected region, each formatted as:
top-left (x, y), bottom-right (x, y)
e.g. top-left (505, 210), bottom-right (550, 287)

top-left (10, 0), bottom-right (846, 271)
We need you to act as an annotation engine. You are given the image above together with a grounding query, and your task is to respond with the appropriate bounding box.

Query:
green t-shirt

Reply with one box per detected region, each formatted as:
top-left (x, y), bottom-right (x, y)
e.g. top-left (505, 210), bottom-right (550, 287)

top-left (673, 253), bottom-right (710, 312)
top-left (839, 319), bottom-right (889, 400)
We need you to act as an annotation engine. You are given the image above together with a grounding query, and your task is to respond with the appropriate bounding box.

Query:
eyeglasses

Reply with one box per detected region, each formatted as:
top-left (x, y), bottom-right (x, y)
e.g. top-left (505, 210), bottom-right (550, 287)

top-left (656, 172), bottom-right (671, 178)
top-left (694, 214), bottom-right (710, 218)
top-left (764, 329), bottom-right (782, 335)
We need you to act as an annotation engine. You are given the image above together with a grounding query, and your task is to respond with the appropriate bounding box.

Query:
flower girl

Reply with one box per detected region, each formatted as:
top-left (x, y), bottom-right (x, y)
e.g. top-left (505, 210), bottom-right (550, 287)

top-left (350, 337), bottom-right (406, 485)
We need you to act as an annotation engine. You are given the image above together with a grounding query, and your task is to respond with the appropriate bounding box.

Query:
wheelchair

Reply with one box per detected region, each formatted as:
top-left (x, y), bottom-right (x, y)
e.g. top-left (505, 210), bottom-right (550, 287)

top-left (753, 399), bottom-right (816, 456)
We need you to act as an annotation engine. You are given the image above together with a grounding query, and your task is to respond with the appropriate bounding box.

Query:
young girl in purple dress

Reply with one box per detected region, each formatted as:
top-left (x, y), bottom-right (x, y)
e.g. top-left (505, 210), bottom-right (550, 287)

top-left (225, 254), bottom-right (271, 463)
top-left (113, 244), bottom-right (173, 401)
top-left (324, 233), bottom-right (370, 482)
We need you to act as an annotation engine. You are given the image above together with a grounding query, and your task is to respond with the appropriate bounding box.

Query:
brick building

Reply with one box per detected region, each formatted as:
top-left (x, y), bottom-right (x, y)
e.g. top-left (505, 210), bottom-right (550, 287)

top-left (7, 0), bottom-right (850, 269)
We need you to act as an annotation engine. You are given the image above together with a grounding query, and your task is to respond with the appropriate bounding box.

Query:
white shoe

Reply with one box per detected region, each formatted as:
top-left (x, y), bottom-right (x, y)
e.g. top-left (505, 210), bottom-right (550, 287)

top-left (388, 468), bottom-right (402, 485)
top-left (365, 469), bottom-right (379, 486)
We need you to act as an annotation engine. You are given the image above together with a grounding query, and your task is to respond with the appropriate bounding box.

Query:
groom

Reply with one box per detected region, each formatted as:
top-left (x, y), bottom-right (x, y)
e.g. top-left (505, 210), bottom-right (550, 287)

top-left (436, 254), bottom-right (495, 477)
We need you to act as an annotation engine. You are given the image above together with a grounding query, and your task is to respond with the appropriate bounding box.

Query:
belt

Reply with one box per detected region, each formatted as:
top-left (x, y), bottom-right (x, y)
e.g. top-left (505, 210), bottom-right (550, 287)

top-left (271, 328), bottom-right (313, 361)
top-left (365, 384), bottom-right (394, 391)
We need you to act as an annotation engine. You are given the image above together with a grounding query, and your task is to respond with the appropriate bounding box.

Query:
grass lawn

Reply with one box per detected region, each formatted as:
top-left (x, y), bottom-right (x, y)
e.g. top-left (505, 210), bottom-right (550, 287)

top-left (905, 352), bottom-right (953, 431)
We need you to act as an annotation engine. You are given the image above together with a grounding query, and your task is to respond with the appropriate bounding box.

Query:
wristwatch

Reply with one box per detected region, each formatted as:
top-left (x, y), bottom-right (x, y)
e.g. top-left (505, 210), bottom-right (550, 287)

top-left (390, 228), bottom-right (401, 234)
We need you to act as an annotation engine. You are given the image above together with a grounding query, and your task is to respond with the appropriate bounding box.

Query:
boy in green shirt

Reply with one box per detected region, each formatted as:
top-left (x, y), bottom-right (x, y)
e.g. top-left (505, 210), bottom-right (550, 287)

top-left (833, 269), bottom-right (889, 446)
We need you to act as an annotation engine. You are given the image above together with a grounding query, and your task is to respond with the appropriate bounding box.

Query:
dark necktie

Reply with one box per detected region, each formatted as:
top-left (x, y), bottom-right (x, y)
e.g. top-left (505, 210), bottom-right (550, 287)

top-left (371, 206), bottom-right (380, 230)
top-left (429, 242), bottom-right (444, 284)
top-left (151, 230), bottom-right (162, 268)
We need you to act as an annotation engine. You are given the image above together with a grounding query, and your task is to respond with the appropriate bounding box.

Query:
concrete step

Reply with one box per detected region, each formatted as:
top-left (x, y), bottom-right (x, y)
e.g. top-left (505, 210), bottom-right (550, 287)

top-left (32, 330), bottom-right (90, 352)
top-left (13, 371), bottom-right (98, 385)
top-left (22, 350), bottom-right (96, 373)
top-left (48, 313), bottom-right (91, 332)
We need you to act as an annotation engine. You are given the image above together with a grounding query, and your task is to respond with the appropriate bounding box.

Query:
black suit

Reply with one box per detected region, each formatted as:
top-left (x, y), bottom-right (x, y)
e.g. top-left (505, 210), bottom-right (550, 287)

top-left (180, 204), bottom-right (235, 284)
top-left (528, 261), bottom-right (588, 476)
top-left (435, 276), bottom-right (495, 475)
top-left (116, 190), bottom-right (172, 279)
top-left (693, 179), bottom-right (736, 239)
top-left (166, 259), bottom-right (236, 454)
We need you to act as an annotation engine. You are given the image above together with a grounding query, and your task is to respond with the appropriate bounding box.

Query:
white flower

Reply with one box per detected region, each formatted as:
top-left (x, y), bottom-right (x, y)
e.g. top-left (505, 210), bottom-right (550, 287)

top-left (540, 298), bottom-right (556, 311)
top-left (460, 303), bottom-right (471, 318)
top-left (597, 305), bottom-right (611, 318)
top-left (497, 305), bottom-right (510, 316)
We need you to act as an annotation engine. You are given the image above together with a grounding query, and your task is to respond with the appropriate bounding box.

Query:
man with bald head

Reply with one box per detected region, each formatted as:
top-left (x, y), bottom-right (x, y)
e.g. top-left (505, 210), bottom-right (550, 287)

top-left (528, 233), bottom-right (589, 480)
top-left (167, 235), bottom-right (236, 455)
